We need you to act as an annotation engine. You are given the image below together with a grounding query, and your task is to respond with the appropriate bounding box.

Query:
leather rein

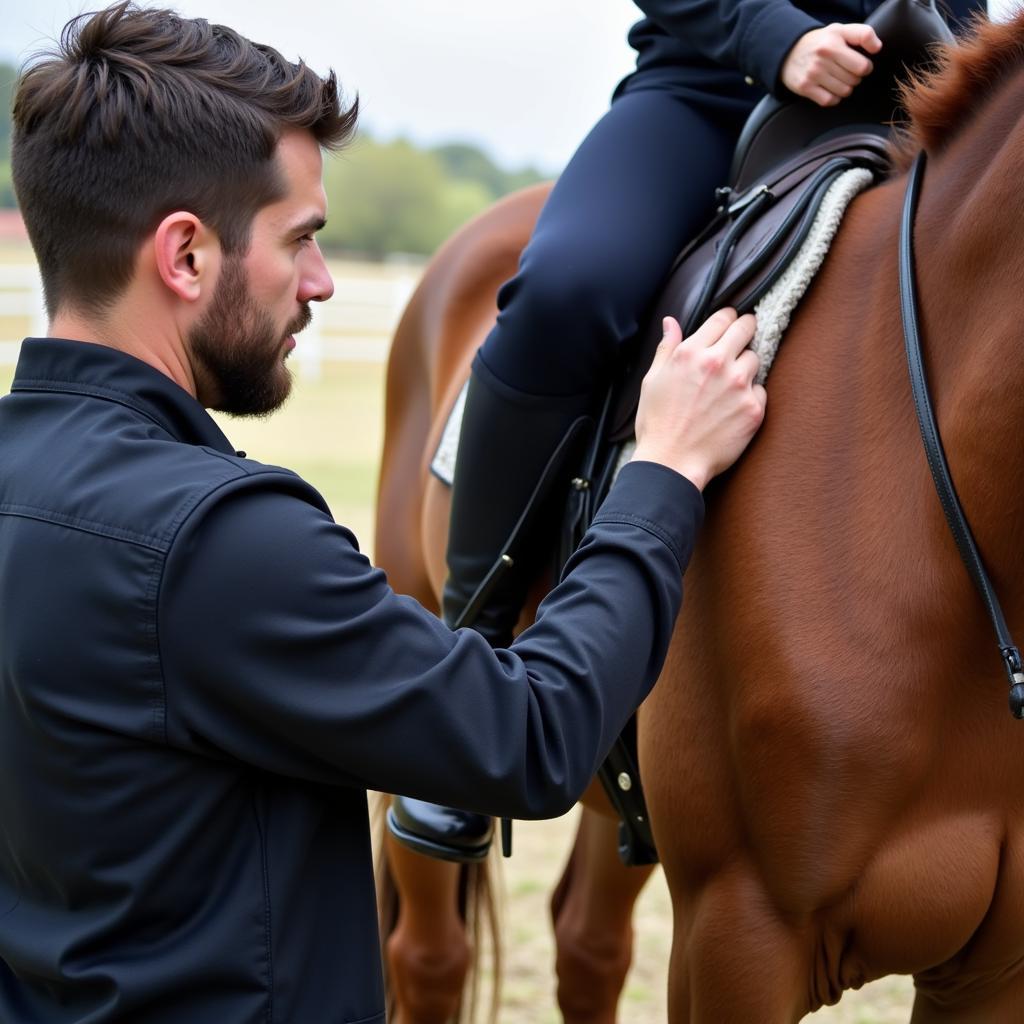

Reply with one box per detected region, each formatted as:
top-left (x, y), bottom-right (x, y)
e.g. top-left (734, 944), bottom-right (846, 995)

top-left (899, 151), bottom-right (1024, 719)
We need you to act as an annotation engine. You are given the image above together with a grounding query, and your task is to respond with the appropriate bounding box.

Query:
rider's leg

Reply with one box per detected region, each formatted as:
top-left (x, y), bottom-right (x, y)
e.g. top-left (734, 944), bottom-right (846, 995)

top-left (389, 84), bottom-right (752, 861)
top-left (476, 85), bottom-right (749, 398)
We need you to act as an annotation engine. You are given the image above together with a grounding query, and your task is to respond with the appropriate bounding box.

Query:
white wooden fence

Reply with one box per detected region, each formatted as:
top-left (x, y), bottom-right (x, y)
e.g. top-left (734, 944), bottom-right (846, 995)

top-left (0, 265), bottom-right (47, 364)
top-left (0, 260), bottom-right (422, 376)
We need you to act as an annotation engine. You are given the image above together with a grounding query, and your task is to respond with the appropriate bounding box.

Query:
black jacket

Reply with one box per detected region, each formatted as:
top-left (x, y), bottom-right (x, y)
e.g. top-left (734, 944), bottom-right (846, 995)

top-left (626, 1), bottom-right (986, 95)
top-left (0, 339), bottom-right (703, 1022)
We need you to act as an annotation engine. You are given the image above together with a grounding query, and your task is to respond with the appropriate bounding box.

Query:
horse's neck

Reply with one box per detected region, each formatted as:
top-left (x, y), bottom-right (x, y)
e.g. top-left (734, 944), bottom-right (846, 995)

top-left (908, 73), bottom-right (1024, 593)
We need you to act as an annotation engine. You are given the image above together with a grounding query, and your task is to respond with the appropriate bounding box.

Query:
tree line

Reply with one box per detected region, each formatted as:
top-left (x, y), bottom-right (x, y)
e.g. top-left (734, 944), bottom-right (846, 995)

top-left (0, 60), bottom-right (546, 257)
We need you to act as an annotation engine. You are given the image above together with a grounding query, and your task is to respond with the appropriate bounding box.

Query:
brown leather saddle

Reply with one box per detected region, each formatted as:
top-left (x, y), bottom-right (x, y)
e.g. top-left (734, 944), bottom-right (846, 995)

top-left (569, 0), bottom-right (957, 865)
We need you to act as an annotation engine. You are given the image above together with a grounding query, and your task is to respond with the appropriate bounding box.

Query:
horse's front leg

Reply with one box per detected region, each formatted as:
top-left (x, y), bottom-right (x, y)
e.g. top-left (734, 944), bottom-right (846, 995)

top-left (383, 833), bottom-right (472, 1024)
top-left (550, 800), bottom-right (657, 1024)
top-left (665, 862), bottom-right (810, 1023)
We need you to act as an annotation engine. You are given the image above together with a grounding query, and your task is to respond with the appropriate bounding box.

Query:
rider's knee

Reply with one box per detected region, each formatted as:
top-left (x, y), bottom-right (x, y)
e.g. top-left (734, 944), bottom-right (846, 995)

top-left (509, 237), bottom-right (628, 337)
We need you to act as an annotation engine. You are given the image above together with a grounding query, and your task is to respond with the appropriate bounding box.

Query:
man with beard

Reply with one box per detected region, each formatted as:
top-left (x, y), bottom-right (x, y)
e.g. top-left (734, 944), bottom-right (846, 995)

top-left (0, 3), bottom-right (765, 1021)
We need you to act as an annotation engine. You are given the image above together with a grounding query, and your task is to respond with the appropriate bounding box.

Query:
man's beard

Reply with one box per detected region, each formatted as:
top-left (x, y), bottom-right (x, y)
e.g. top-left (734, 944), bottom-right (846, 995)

top-left (189, 257), bottom-right (311, 417)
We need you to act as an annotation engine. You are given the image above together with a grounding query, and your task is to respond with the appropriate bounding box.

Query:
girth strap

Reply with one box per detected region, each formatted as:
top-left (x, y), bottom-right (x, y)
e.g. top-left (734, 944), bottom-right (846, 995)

top-left (899, 151), bottom-right (1024, 718)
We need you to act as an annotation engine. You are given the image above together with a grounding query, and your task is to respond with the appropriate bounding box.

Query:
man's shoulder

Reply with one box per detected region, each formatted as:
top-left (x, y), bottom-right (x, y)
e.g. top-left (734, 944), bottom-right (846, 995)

top-left (179, 446), bottom-right (332, 536)
top-left (163, 443), bottom-right (326, 526)
top-left (90, 438), bottom-right (331, 554)
top-left (0, 399), bottom-right (327, 555)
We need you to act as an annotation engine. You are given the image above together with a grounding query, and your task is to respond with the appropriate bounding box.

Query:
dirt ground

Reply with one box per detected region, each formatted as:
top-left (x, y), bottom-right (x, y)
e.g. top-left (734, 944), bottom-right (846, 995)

top-left (490, 812), bottom-right (915, 1024)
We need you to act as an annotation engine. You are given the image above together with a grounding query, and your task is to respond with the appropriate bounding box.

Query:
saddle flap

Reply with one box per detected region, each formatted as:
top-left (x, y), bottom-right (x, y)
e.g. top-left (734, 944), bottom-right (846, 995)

top-left (607, 133), bottom-right (889, 443)
top-left (678, 133), bottom-right (889, 330)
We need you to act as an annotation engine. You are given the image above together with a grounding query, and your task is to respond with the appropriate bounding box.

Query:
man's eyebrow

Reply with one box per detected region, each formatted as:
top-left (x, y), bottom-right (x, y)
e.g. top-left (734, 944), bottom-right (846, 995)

top-left (288, 214), bottom-right (327, 236)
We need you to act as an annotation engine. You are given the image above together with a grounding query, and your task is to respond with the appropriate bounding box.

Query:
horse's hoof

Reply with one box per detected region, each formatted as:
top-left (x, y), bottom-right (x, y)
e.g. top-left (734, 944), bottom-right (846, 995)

top-left (388, 797), bottom-right (493, 862)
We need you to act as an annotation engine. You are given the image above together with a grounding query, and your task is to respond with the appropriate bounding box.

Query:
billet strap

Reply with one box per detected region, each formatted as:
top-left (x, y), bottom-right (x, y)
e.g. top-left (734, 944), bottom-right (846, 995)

top-left (899, 152), bottom-right (1024, 718)
top-left (596, 720), bottom-right (658, 865)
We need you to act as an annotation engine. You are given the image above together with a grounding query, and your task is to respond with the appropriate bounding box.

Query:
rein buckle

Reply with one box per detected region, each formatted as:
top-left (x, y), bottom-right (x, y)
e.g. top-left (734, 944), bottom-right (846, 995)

top-left (1003, 647), bottom-right (1024, 719)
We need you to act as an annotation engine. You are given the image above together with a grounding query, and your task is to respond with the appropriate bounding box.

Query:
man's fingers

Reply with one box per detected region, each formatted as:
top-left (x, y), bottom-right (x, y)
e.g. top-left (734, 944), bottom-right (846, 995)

top-left (648, 316), bottom-right (683, 374)
top-left (823, 63), bottom-right (860, 89)
top-left (733, 347), bottom-right (762, 384)
top-left (752, 383), bottom-right (768, 420)
top-left (688, 307), bottom-right (738, 348)
top-left (819, 58), bottom-right (860, 88)
top-left (754, 382), bottom-right (768, 412)
top-left (710, 313), bottom-right (757, 358)
top-left (840, 23), bottom-right (882, 54)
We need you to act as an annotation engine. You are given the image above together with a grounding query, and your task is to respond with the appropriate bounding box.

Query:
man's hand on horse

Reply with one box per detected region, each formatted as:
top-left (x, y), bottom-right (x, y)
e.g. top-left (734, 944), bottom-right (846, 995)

top-left (781, 22), bottom-right (882, 107)
top-left (633, 309), bottom-right (767, 492)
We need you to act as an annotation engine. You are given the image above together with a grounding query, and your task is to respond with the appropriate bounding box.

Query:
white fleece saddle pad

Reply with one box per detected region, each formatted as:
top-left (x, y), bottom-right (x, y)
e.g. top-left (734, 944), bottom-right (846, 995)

top-left (431, 166), bottom-right (874, 486)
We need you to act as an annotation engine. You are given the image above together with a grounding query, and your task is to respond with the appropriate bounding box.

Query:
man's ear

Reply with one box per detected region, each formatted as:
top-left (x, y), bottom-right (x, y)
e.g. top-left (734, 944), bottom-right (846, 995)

top-left (153, 212), bottom-right (219, 303)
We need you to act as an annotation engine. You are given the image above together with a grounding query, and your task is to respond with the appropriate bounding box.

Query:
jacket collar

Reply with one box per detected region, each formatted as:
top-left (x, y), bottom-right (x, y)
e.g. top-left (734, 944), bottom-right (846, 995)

top-left (11, 337), bottom-right (237, 455)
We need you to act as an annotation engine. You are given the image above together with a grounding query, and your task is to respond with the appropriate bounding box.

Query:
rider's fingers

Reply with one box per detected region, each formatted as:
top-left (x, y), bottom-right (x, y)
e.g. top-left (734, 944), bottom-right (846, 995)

top-left (686, 308), bottom-right (738, 348)
top-left (822, 63), bottom-right (860, 89)
top-left (733, 347), bottom-right (762, 384)
top-left (833, 44), bottom-right (874, 79)
top-left (839, 22), bottom-right (882, 55)
top-left (818, 71), bottom-right (855, 99)
top-left (797, 80), bottom-right (841, 106)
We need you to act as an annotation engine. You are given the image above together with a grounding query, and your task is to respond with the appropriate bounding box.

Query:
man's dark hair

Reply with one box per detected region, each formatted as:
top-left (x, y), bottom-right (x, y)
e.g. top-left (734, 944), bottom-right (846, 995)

top-left (11, 1), bottom-right (357, 317)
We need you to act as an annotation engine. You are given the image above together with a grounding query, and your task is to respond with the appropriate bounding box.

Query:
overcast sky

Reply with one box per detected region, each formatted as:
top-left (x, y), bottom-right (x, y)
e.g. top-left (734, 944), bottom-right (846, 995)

top-left (1, 0), bottom-right (1018, 174)
top-left (0, 0), bottom-right (639, 173)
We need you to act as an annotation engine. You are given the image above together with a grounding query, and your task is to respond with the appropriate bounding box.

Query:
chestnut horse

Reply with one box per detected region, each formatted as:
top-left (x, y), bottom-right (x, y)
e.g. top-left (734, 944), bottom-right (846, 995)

top-left (375, 15), bottom-right (1024, 1022)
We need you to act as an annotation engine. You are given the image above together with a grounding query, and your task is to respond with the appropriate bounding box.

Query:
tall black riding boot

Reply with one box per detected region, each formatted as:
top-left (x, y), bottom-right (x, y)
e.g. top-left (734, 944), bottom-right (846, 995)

top-left (387, 358), bottom-right (593, 862)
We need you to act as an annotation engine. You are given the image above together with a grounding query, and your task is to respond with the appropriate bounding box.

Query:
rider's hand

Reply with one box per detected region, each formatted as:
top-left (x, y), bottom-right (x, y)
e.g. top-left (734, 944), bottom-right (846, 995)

top-left (781, 23), bottom-right (882, 107)
top-left (633, 311), bottom-right (766, 491)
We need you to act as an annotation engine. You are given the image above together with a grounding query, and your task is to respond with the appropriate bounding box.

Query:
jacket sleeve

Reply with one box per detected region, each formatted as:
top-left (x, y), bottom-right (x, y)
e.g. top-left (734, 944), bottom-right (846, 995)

top-left (157, 460), bottom-right (702, 820)
top-left (635, 0), bottom-right (823, 92)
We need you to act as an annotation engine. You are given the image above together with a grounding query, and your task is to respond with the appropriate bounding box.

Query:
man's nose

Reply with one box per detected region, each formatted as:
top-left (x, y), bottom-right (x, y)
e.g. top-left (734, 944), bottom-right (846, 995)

top-left (298, 243), bottom-right (335, 303)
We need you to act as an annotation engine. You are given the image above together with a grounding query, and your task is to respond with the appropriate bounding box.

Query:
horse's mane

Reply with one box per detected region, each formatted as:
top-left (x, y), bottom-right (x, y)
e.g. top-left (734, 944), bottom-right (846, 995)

top-left (895, 11), bottom-right (1024, 166)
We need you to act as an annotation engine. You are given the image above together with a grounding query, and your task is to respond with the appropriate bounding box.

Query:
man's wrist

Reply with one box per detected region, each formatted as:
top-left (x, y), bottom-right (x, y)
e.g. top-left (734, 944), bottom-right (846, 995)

top-left (631, 445), bottom-right (709, 492)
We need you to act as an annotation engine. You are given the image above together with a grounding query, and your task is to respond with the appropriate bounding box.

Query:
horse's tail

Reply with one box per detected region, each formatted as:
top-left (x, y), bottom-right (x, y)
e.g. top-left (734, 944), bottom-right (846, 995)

top-left (373, 794), bottom-right (503, 1024)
